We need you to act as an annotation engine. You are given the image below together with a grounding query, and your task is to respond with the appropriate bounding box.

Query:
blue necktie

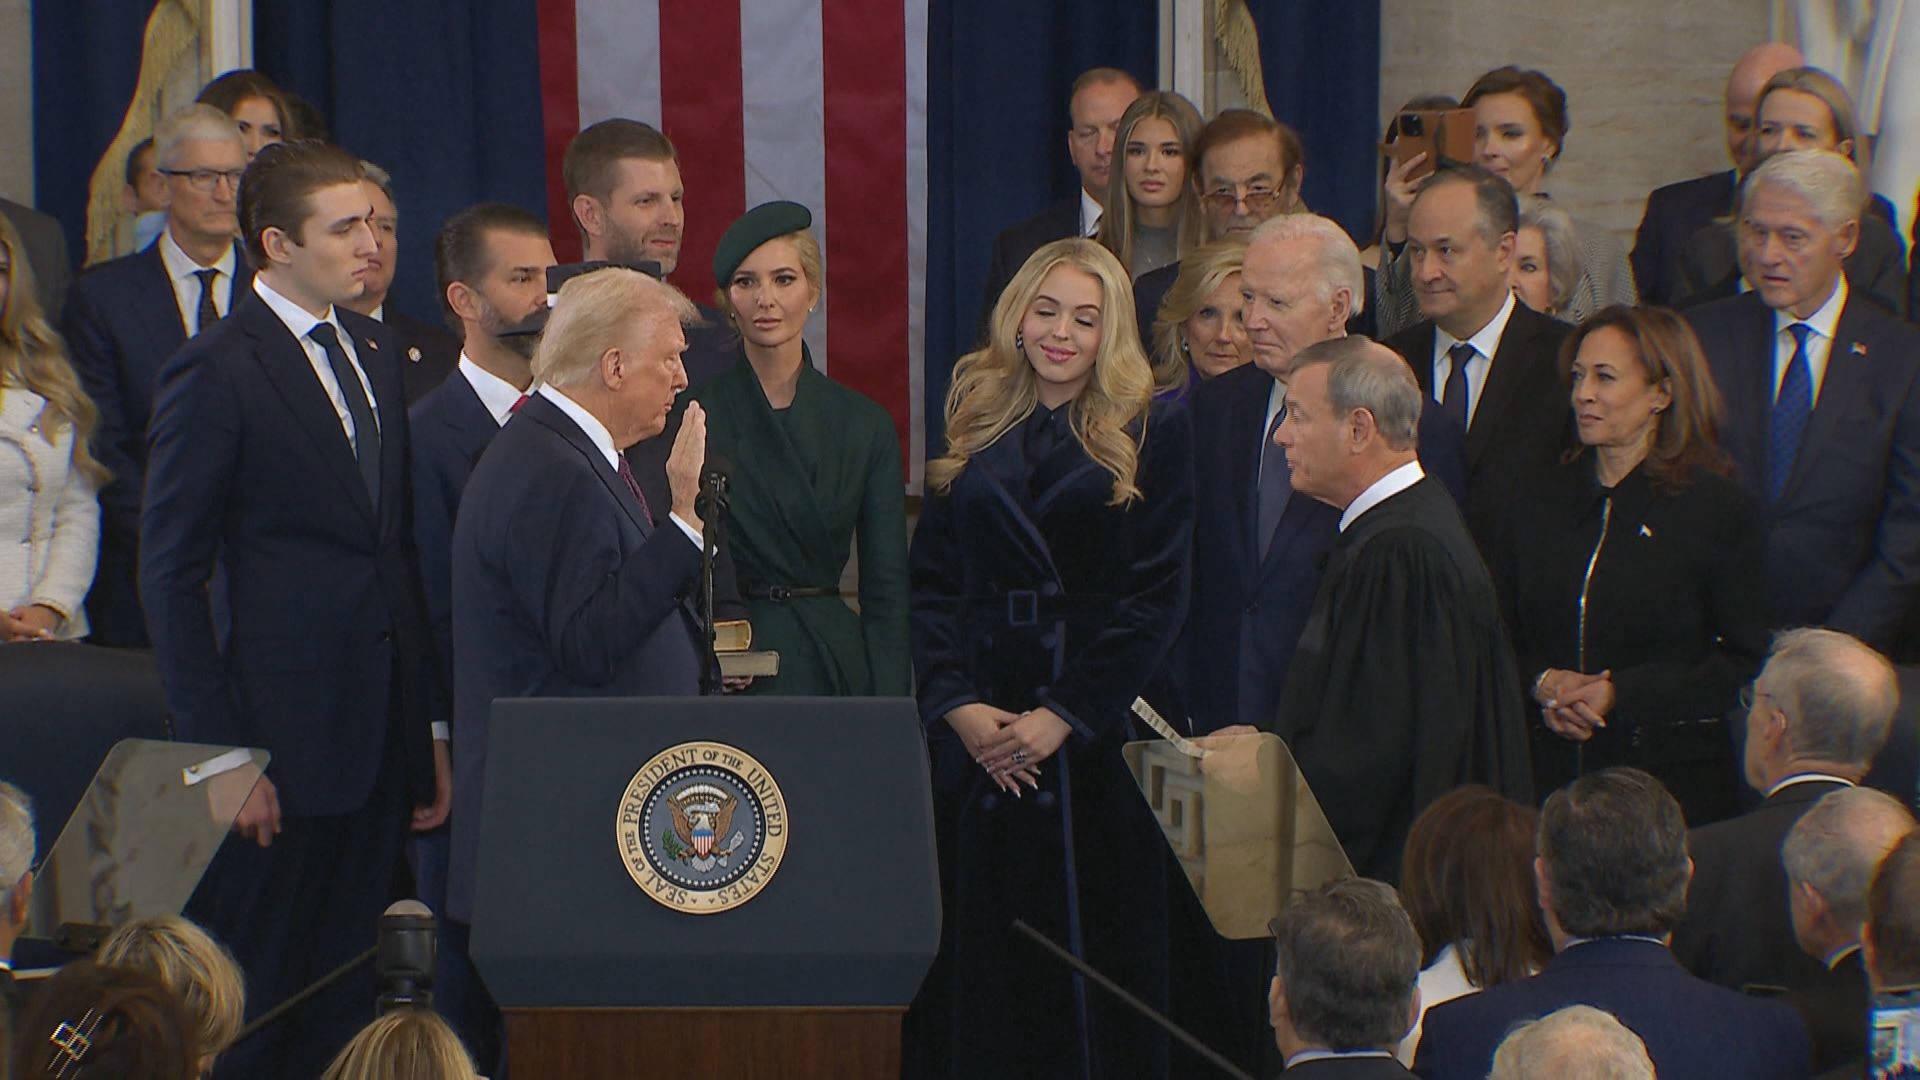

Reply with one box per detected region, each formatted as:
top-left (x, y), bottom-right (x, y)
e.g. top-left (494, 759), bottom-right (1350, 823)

top-left (1257, 407), bottom-right (1290, 557)
top-left (308, 322), bottom-right (382, 505)
top-left (1769, 323), bottom-right (1814, 501)
top-left (1442, 342), bottom-right (1475, 432)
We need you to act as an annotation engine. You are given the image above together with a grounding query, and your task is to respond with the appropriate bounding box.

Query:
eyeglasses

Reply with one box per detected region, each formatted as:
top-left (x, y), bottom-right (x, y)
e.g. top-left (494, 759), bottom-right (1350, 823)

top-left (161, 168), bottom-right (246, 193)
top-left (1738, 684), bottom-right (1773, 712)
top-left (1202, 186), bottom-right (1283, 216)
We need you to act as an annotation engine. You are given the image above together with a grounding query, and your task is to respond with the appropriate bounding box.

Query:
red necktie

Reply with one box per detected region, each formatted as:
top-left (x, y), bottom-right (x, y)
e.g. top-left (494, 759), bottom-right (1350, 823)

top-left (615, 457), bottom-right (655, 525)
top-left (509, 394), bottom-right (529, 413)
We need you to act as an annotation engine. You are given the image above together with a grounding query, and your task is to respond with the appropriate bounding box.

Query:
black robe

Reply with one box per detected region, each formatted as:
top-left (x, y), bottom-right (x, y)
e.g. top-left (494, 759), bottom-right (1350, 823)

top-left (905, 399), bottom-right (1194, 1080)
top-left (1266, 475), bottom-right (1530, 881)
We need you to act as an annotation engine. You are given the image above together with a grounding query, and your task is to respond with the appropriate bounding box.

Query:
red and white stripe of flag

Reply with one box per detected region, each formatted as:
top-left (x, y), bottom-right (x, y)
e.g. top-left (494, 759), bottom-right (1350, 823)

top-left (536, 0), bottom-right (929, 484)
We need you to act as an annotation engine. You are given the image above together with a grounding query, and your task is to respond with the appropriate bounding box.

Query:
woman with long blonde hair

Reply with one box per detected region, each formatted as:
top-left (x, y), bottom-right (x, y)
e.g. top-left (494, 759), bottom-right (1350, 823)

top-left (0, 213), bottom-right (108, 642)
top-left (907, 237), bottom-right (1194, 1077)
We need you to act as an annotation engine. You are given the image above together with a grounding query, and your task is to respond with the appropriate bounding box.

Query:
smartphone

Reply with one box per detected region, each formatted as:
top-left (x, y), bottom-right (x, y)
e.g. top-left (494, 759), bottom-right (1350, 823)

top-left (1384, 108), bottom-right (1477, 181)
top-left (1870, 987), bottom-right (1920, 1078)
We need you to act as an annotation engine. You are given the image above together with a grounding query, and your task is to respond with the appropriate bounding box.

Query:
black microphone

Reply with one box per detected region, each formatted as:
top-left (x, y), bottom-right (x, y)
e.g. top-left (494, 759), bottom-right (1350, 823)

top-left (374, 899), bottom-right (436, 1014)
top-left (698, 454), bottom-right (733, 513)
top-left (696, 456), bottom-right (733, 695)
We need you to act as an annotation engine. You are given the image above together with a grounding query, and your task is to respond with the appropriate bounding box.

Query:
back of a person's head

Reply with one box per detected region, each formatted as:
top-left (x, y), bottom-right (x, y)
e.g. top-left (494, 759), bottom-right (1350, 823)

top-left (1537, 768), bottom-right (1690, 939)
top-left (1867, 829), bottom-right (1920, 989)
top-left (1761, 627), bottom-right (1897, 770)
top-left (97, 914), bottom-right (246, 1066)
top-left (1488, 1004), bottom-right (1656, 1080)
top-left (1399, 785), bottom-right (1552, 988)
top-left (1783, 787), bottom-right (1915, 929)
top-left (1272, 877), bottom-right (1421, 1051)
top-left (321, 1008), bottom-right (475, 1080)
top-left (12, 959), bottom-right (200, 1080)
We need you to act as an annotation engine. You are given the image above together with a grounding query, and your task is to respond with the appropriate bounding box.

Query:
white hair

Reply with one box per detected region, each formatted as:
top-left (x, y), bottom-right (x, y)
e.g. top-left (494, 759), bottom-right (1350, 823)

top-left (0, 782), bottom-right (34, 905)
top-left (1248, 213), bottom-right (1366, 317)
top-left (1489, 1005), bottom-right (1655, 1080)
top-left (1742, 148), bottom-right (1866, 230)
top-left (533, 268), bottom-right (697, 389)
top-left (154, 103), bottom-right (246, 171)
top-left (1783, 786), bottom-right (1916, 927)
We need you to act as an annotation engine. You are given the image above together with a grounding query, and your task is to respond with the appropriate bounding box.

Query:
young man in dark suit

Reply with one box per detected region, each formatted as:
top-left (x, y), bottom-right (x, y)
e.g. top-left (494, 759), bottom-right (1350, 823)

top-left (1415, 768), bottom-right (1811, 1080)
top-left (1267, 878), bottom-right (1422, 1078)
top-left (62, 104), bottom-right (256, 646)
top-left (343, 162), bottom-right (461, 405)
top-left (1382, 162), bottom-right (1571, 558)
top-left (1673, 628), bottom-right (1897, 993)
top-left (1684, 149), bottom-right (1920, 658)
top-left (405, 202), bottom-right (555, 1068)
top-left (1631, 42), bottom-right (1802, 305)
top-left (447, 267), bottom-right (709, 936)
top-left (140, 140), bottom-right (450, 1078)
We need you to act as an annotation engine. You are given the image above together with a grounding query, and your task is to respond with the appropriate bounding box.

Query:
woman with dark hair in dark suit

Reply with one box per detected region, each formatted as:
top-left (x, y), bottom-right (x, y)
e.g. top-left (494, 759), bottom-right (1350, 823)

top-left (1495, 305), bottom-right (1768, 825)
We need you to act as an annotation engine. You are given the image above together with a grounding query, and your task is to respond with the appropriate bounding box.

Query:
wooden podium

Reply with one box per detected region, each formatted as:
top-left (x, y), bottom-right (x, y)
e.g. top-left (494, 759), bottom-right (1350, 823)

top-left (469, 697), bottom-right (939, 1080)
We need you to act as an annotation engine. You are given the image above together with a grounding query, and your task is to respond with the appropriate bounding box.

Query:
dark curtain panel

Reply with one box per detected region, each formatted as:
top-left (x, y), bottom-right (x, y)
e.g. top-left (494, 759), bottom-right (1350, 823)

top-left (1244, 0), bottom-right (1382, 244)
top-left (923, 0), bottom-right (1157, 462)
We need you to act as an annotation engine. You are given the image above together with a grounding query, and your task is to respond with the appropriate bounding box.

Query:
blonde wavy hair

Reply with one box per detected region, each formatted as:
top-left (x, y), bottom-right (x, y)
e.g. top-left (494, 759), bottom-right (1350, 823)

top-left (0, 214), bottom-right (109, 487)
top-left (1150, 238), bottom-right (1247, 390)
top-left (97, 914), bottom-right (246, 1068)
top-left (321, 1009), bottom-right (476, 1080)
top-left (930, 238), bottom-right (1152, 505)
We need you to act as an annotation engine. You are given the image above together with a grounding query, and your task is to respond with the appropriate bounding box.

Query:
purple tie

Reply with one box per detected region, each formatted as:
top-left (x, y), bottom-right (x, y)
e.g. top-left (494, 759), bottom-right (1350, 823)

top-left (616, 456), bottom-right (655, 525)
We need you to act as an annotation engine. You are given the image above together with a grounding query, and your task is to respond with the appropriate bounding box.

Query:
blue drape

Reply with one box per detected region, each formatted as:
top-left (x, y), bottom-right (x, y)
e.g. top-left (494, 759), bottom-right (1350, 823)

top-left (253, 0), bottom-right (549, 322)
top-left (922, 0), bottom-right (1157, 462)
top-left (1244, 0), bottom-right (1381, 243)
top-left (31, 0), bottom-right (159, 263)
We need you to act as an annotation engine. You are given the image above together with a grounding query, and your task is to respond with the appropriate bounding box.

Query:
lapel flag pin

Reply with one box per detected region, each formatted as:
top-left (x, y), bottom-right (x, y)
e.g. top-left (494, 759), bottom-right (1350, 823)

top-left (407, 347), bottom-right (422, 363)
top-left (1852, 342), bottom-right (1868, 356)
top-left (366, 338), bottom-right (379, 351)
top-left (1639, 524), bottom-right (1653, 539)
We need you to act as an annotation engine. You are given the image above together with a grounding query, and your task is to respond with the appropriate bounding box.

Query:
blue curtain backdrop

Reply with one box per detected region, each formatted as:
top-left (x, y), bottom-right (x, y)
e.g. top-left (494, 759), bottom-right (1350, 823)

top-left (30, 0), bottom-right (158, 263)
top-left (1245, 0), bottom-right (1382, 245)
top-left (922, 0), bottom-right (1157, 462)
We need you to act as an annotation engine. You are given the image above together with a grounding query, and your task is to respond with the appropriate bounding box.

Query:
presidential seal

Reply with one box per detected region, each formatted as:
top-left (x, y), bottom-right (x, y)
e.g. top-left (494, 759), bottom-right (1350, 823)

top-left (616, 741), bottom-right (789, 914)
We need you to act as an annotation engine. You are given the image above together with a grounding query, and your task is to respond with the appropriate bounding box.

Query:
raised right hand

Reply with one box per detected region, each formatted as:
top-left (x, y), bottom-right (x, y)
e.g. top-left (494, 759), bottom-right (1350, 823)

top-left (235, 775), bottom-right (282, 848)
top-left (666, 401), bottom-right (707, 531)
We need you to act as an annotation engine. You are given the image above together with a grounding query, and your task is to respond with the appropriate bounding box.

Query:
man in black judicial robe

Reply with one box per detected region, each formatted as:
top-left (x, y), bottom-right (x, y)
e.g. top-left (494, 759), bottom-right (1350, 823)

top-left (1260, 337), bottom-right (1530, 881)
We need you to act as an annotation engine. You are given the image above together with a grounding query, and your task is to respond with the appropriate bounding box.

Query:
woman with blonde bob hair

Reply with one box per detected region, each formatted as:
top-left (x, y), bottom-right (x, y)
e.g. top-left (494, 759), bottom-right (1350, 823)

top-left (320, 1009), bottom-right (476, 1080)
top-left (0, 212), bottom-right (108, 642)
top-left (908, 238), bottom-right (1194, 1076)
top-left (1150, 238), bottom-right (1251, 392)
top-left (97, 915), bottom-right (245, 1076)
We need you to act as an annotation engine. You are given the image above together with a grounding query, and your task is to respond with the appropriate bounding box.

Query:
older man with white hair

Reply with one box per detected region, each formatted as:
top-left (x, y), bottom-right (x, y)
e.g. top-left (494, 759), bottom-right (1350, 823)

top-left (1488, 1005), bottom-right (1655, 1080)
top-left (1685, 150), bottom-right (1920, 657)
top-left (446, 267), bottom-right (710, 932)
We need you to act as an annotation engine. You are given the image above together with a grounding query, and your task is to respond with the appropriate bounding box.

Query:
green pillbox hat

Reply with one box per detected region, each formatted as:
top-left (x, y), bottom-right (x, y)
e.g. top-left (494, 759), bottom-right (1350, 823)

top-left (712, 200), bottom-right (813, 287)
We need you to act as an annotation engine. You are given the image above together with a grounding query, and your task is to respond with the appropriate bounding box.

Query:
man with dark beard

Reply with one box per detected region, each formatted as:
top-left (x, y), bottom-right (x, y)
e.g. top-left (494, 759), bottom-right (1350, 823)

top-left (405, 201), bottom-right (556, 1070)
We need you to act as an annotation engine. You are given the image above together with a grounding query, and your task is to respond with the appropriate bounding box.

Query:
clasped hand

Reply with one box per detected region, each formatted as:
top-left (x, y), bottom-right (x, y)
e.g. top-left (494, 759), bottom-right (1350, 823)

top-left (1535, 668), bottom-right (1616, 742)
top-left (945, 703), bottom-right (1072, 797)
top-left (2, 604), bottom-right (61, 642)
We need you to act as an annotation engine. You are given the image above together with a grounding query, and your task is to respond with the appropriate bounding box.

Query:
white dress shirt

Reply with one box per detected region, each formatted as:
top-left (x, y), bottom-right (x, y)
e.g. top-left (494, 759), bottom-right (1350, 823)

top-left (1079, 188), bottom-right (1102, 238)
top-left (1340, 460), bottom-right (1425, 533)
top-left (1765, 772), bottom-right (1856, 798)
top-left (1398, 943), bottom-right (1480, 1065)
top-left (1772, 274), bottom-right (1849, 405)
top-left (252, 276), bottom-right (380, 447)
top-left (1431, 291), bottom-right (1517, 429)
top-left (158, 229), bottom-right (235, 337)
top-left (535, 384), bottom-right (702, 549)
top-left (458, 355), bottom-right (525, 427)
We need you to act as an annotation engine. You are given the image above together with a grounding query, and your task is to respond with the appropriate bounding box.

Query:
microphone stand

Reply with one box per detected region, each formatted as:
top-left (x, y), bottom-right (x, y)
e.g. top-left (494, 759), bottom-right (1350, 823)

top-left (230, 946), bottom-right (377, 1046)
top-left (696, 473), bottom-right (729, 695)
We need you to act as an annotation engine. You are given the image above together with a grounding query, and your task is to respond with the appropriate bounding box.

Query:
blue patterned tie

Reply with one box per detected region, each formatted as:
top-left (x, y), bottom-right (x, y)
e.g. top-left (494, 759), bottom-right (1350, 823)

top-left (1257, 407), bottom-right (1290, 557)
top-left (1442, 342), bottom-right (1475, 432)
top-left (1769, 323), bottom-right (1814, 501)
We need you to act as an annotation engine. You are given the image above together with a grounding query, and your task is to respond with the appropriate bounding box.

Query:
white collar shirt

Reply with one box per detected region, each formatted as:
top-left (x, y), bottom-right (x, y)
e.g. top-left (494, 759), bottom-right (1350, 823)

top-left (158, 228), bottom-right (236, 337)
top-left (1431, 290), bottom-right (1517, 429)
top-left (252, 275), bottom-right (378, 445)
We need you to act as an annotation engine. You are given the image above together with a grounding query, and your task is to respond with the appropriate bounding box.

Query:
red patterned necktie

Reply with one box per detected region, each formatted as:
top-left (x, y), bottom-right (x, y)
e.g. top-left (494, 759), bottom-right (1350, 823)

top-left (509, 393), bottom-right (529, 413)
top-left (615, 456), bottom-right (655, 525)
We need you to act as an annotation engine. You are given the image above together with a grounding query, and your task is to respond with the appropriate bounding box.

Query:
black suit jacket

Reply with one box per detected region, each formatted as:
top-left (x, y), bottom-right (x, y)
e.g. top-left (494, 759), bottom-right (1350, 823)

top-left (382, 307), bottom-right (461, 405)
top-left (408, 370), bottom-right (502, 700)
top-left (63, 241), bottom-right (255, 645)
top-left (1685, 291), bottom-right (1920, 652)
top-left (976, 195), bottom-right (1082, 343)
top-left (1132, 261), bottom-right (1380, 361)
top-left (1670, 778), bottom-right (1851, 992)
top-left (1415, 938), bottom-right (1811, 1080)
top-left (0, 197), bottom-right (71, 322)
top-left (1632, 170), bottom-right (1735, 307)
top-left (1383, 304), bottom-right (1573, 556)
top-left (140, 291), bottom-right (436, 819)
top-left (1781, 946), bottom-right (1871, 1075)
top-left (1281, 1054), bottom-right (1413, 1077)
top-left (447, 390), bottom-right (705, 921)
top-left (1677, 212), bottom-right (1909, 318)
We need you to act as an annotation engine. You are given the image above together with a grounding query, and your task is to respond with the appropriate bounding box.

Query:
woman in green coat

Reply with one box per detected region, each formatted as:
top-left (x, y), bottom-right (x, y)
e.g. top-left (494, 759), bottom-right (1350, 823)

top-left (690, 201), bottom-right (910, 695)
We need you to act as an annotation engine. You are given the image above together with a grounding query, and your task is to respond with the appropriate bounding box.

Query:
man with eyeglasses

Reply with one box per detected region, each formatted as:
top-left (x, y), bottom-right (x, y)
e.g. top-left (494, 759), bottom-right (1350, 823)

top-left (63, 103), bottom-right (255, 646)
top-left (1685, 149), bottom-right (1920, 660)
top-left (1671, 628), bottom-right (1898, 997)
top-left (974, 67), bottom-right (1139, 340)
top-left (1131, 110), bottom-right (1377, 350)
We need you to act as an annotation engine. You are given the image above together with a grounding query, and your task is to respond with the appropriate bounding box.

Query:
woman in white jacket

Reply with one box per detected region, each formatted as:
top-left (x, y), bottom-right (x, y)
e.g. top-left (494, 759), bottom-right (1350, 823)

top-left (0, 212), bottom-right (106, 642)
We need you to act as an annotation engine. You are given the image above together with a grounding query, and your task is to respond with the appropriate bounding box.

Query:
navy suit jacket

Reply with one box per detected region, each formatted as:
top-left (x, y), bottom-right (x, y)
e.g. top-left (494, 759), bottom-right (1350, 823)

top-left (976, 195), bottom-right (1082, 343)
top-left (1413, 938), bottom-right (1811, 1080)
top-left (1184, 363), bottom-right (1468, 732)
top-left (1132, 261), bottom-right (1380, 356)
top-left (408, 370), bottom-right (501, 697)
top-left (140, 290), bottom-right (435, 819)
top-left (64, 241), bottom-right (255, 644)
top-left (383, 308), bottom-right (461, 406)
top-left (447, 391), bottom-right (705, 921)
top-left (1685, 290), bottom-right (1920, 652)
top-left (1631, 170), bottom-right (1734, 307)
